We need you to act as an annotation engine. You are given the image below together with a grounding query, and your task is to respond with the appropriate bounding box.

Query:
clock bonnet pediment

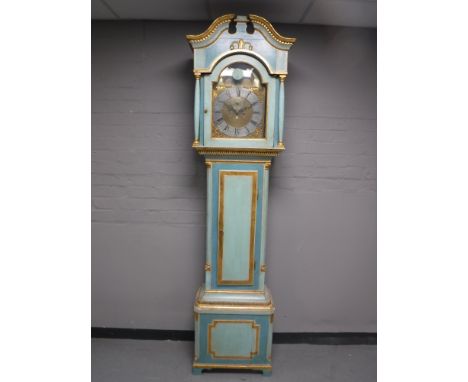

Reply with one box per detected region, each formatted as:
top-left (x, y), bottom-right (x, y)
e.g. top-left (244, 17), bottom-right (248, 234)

top-left (186, 14), bottom-right (295, 75)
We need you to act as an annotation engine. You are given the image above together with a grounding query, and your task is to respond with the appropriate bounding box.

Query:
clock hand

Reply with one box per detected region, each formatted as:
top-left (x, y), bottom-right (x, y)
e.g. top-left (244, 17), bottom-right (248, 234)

top-left (238, 104), bottom-right (252, 115)
top-left (225, 103), bottom-right (238, 116)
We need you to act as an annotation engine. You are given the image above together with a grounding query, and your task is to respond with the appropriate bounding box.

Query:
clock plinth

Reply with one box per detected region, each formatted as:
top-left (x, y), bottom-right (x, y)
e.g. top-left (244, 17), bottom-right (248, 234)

top-left (193, 284), bottom-right (275, 375)
top-left (187, 15), bottom-right (295, 375)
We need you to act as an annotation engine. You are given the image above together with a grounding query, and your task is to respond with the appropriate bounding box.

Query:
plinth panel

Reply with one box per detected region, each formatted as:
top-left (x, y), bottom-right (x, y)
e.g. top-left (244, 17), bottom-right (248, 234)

top-left (208, 319), bottom-right (259, 359)
top-left (194, 311), bottom-right (273, 373)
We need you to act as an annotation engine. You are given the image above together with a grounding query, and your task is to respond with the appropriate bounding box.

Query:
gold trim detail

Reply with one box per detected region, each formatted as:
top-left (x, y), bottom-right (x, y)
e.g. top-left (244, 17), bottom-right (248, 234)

top-left (279, 74), bottom-right (287, 82)
top-left (192, 362), bottom-right (272, 371)
top-left (207, 159), bottom-right (271, 165)
top-left (264, 162), bottom-right (271, 169)
top-left (186, 14), bottom-right (236, 43)
top-left (192, 140), bottom-right (200, 146)
top-left (194, 312), bottom-right (199, 321)
top-left (196, 299), bottom-right (271, 307)
top-left (194, 287), bottom-right (275, 310)
top-left (208, 320), bottom-right (260, 360)
top-left (248, 14), bottom-right (296, 45)
top-left (260, 264), bottom-right (267, 272)
top-left (193, 71), bottom-right (202, 79)
top-left (205, 160), bottom-right (213, 168)
top-left (218, 170), bottom-right (257, 285)
top-left (230, 38), bottom-right (253, 51)
top-left (277, 141), bottom-right (285, 149)
top-left (203, 289), bottom-right (265, 294)
top-left (194, 146), bottom-right (284, 157)
top-left (195, 301), bottom-right (274, 311)
top-left (204, 263), bottom-right (211, 271)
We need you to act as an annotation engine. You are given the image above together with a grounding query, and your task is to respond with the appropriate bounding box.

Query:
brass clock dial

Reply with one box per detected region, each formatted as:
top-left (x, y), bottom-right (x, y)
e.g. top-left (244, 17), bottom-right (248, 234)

top-left (213, 87), bottom-right (263, 137)
top-left (212, 63), bottom-right (266, 139)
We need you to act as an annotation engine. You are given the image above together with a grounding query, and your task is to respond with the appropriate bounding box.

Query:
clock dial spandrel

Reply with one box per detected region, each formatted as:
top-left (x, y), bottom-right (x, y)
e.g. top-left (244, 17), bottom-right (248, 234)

top-left (212, 63), bottom-right (266, 139)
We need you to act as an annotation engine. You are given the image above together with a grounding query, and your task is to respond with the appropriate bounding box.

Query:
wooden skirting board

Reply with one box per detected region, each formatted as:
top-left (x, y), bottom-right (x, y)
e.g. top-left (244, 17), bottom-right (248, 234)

top-left (91, 327), bottom-right (377, 345)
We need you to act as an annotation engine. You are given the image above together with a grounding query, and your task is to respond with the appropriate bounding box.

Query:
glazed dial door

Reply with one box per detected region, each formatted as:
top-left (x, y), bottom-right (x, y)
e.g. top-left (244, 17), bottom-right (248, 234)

top-left (212, 64), bottom-right (266, 139)
top-left (203, 54), bottom-right (277, 148)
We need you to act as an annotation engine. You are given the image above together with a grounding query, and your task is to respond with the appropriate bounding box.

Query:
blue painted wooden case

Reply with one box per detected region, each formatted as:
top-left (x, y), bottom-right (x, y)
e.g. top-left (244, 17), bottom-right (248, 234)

top-left (187, 15), bottom-right (294, 376)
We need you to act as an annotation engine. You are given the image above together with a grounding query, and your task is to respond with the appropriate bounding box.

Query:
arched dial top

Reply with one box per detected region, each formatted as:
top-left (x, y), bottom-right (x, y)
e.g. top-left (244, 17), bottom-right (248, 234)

top-left (212, 63), bottom-right (266, 139)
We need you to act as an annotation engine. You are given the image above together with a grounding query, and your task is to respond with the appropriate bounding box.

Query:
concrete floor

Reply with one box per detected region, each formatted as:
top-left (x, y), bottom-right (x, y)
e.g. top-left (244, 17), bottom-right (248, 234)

top-left (92, 339), bottom-right (376, 382)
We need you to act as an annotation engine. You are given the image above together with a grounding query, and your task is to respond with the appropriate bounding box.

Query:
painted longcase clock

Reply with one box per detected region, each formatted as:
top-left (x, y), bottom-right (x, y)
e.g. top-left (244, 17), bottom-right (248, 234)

top-left (187, 14), bottom-right (295, 376)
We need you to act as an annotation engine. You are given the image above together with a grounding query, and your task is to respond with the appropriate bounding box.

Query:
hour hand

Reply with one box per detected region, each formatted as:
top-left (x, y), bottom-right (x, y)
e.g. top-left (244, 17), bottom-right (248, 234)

top-left (225, 103), bottom-right (238, 115)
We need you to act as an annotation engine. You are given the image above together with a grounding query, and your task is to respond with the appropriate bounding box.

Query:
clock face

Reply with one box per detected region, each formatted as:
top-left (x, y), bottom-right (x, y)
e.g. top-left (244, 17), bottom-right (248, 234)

top-left (212, 64), bottom-right (266, 139)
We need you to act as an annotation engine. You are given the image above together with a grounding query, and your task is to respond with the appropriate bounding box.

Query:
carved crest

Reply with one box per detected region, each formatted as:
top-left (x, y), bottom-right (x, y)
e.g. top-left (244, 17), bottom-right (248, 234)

top-left (230, 39), bottom-right (253, 51)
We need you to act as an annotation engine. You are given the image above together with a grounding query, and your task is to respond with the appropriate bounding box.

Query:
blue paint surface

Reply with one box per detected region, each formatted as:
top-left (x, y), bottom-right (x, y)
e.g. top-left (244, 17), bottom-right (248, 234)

top-left (210, 162), bottom-right (265, 290)
top-left (197, 313), bottom-right (271, 365)
top-left (221, 173), bottom-right (254, 282)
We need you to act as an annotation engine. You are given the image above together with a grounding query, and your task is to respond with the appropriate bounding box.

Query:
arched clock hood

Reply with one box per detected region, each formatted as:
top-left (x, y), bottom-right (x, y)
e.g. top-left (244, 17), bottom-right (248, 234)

top-left (187, 15), bottom-right (295, 156)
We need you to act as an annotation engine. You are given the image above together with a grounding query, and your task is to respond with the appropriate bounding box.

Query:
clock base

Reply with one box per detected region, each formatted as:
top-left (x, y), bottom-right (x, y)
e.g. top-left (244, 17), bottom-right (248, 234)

top-left (193, 286), bottom-right (274, 375)
top-left (192, 364), bottom-right (273, 376)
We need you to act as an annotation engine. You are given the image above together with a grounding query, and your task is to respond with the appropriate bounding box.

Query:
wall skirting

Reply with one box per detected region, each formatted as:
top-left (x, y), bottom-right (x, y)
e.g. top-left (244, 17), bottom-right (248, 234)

top-left (91, 327), bottom-right (376, 345)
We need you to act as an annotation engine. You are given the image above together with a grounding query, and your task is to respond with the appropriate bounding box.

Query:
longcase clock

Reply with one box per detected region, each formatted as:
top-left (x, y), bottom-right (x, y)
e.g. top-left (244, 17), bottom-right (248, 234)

top-left (186, 14), bottom-right (295, 376)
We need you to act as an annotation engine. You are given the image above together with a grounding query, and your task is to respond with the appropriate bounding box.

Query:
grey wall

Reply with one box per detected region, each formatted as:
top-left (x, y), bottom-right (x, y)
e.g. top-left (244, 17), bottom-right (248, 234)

top-left (92, 21), bottom-right (376, 332)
